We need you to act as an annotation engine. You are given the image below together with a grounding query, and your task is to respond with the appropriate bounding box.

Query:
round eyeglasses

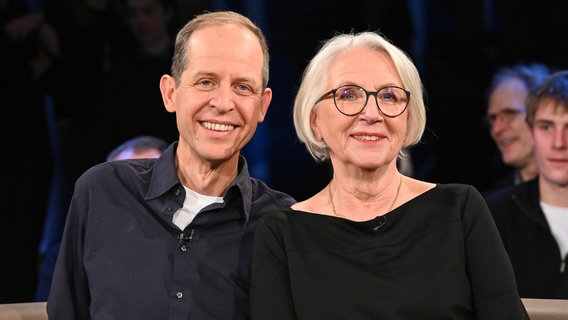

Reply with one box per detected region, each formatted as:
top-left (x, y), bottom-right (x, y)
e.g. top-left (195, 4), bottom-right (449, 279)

top-left (316, 85), bottom-right (410, 117)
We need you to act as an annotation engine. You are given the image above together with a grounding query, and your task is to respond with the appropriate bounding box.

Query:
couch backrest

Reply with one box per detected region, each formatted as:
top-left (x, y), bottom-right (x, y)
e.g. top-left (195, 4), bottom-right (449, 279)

top-left (0, 302), bottom-right (47, 320)
top-left (522, 298), bottom-right (568, 320)
top-left (1, 299), bottom-right (568, 319)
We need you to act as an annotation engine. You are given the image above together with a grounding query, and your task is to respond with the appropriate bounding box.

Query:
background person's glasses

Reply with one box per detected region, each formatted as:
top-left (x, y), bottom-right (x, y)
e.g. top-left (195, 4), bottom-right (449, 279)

top-left (485, 108), bottom-right (526, 126)
top-left (316, 85), bottom-right (410, 117)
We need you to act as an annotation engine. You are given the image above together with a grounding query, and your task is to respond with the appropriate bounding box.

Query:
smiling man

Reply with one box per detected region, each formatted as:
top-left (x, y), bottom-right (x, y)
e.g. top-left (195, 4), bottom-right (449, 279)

top-left (488, 70), bottom-right (568, 299)
top-left (47, 11), bottom-right (296, 319)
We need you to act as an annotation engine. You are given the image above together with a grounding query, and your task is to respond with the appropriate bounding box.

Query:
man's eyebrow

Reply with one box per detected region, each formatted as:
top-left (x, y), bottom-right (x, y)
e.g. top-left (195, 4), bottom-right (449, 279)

top-left (234, 76), bottom-right (258, 84)
top-left (192, 71), bottom-right (217, 79)
top-left (191, 72), bottom-right (258, 85)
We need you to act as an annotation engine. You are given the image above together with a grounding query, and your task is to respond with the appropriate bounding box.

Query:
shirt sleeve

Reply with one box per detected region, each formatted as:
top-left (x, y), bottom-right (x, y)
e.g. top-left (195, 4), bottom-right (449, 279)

top-left (461, 185), bottom-right (529, 319)
top-left (250, 215), bottom-right (297, 320)
top-left (47, 180), bottom-right (91, 320)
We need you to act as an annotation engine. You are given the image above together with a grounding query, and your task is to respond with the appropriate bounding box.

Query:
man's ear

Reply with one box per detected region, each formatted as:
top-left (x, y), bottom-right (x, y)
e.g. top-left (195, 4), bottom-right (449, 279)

top-left (160, 75), bottom-right (176, 113)
top-left (257, 87), bottom-right (273, 122)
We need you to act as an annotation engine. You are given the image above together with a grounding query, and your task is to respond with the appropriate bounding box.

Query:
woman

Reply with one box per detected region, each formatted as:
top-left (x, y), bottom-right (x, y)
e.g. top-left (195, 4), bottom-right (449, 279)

top-left (250, 31), bottom-right (528, 319)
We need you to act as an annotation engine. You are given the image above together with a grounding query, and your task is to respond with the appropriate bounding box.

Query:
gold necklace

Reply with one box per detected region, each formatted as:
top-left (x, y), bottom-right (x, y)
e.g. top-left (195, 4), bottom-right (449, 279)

top-left (328, 175), bottom-right (403, 218)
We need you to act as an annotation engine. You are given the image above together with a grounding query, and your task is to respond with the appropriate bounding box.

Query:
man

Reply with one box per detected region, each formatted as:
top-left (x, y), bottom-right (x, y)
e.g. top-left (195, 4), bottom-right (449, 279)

top-left (484, 63), bottom-right (550, 196)
top-left (487, 70), bottom-right (568, 299)
top-left (47, 11), bottom-right (296, 319)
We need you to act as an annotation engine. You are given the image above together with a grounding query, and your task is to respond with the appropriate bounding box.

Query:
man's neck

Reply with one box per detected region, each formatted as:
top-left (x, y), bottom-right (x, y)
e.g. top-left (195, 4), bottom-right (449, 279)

top-left (540, 176), bottom-right (568, 207)
top-left (175, 151), bottom-right (240, 197)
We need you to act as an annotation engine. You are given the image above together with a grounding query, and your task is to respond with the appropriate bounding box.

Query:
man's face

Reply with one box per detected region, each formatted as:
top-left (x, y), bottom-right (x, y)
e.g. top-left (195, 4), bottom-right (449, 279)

top-left (162, 24), bottom-right (271, 165)
top-left (531, 100), bottom-right (568, 187)
top-left (487, 78), bottom-right (534, 168)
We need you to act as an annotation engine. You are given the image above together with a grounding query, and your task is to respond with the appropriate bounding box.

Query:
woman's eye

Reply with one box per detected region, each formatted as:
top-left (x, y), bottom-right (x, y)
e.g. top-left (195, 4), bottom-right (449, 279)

top-left (339, 90), bottom-right (357, 101)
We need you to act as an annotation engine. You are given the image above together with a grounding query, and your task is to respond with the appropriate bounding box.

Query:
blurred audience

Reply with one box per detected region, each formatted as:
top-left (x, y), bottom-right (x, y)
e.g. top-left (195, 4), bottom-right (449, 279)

top-left (487, 70), bottom-right (568, 299)
top-left (32, 0), bottom-right (132, 302)
top-left (91, 0), bottom-right (179, 160)
top-left (43, 0), bottom-right (131, 178)
top-left (483, 63), bottom-right (551, 196)
top-left (0, 0), bottom-right (56, 303)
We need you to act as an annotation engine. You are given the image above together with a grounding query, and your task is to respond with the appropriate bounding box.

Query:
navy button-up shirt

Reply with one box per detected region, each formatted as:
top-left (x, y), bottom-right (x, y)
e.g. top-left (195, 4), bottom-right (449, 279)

top-left (47, 143), bottom-right (296, 319)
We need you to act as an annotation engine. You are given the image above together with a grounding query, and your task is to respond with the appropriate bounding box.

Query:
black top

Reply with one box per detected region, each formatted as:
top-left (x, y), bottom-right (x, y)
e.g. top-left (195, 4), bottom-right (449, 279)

top-left (251, 184), bottom-right (528, 319)
top-left (47, 142), bottom-right (296, 319)
top-left (487, 178), bottom-right (568, 299)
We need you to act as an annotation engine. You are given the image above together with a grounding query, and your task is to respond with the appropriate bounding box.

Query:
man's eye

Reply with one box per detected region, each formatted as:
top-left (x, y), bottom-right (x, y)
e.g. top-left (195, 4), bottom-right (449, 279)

top-left (195, 80), bottom-right (215, 91)
top-left (235, 84), bottom-right (254, 95)
top-left (198, 80), bottom-right (212, 86)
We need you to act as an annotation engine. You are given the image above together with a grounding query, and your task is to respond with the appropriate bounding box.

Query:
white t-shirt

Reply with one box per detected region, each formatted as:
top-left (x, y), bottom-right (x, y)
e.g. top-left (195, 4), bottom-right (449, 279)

top-left (541, 202), bottom-right (568, 259)
top-left (172, 186), bottom-right (224, 229)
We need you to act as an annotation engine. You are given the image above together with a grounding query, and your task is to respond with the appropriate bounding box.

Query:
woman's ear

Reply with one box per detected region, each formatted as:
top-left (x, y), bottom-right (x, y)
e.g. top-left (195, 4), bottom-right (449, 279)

top-left (310, 108), bottom-right (323, 141)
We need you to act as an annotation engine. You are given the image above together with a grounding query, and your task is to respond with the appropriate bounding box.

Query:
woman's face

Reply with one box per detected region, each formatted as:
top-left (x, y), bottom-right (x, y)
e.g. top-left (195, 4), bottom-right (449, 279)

top-left (311, 46), bottom-right (408, 172)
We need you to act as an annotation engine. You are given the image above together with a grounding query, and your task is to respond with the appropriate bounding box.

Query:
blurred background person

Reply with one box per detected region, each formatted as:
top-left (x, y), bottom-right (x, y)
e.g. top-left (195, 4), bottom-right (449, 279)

top-left (106, 135), bottom-right (170, 161)
top-left (488, 70), bottom-right (568, 299)
top-left (483, 63), bottom-right (551, 197)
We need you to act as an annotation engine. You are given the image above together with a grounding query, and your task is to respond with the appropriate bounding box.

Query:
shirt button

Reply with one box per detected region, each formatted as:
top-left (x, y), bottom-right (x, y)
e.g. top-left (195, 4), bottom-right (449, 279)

top-left (180, 245), bottom-right (187, 252)
top-left (176, 292), bottom-right (183, 299)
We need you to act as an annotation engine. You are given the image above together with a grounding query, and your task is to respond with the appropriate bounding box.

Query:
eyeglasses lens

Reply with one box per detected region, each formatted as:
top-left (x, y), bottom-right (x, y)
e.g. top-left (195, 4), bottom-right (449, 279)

top-left (333, 85), bottom-right (409, 116)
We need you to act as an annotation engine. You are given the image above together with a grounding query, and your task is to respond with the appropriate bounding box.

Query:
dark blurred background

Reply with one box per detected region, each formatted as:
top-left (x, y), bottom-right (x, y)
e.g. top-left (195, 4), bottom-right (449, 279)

top-left (2, 0), bottom-right (568, 303)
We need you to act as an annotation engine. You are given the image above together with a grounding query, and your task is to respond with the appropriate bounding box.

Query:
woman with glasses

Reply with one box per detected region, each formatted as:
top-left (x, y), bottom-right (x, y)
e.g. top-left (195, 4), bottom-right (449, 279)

top-left (250, 31), bottom-right (528, 319)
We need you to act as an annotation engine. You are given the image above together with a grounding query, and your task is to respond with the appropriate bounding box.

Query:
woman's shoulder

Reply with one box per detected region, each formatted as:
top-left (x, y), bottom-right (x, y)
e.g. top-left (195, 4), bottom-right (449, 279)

top-left (403, 177), bottom-right (436, 198)
top-left (403, 180), bottom-right (484, 205)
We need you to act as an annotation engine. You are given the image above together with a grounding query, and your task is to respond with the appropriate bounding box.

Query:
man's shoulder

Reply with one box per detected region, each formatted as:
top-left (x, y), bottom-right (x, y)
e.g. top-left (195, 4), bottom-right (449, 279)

top-left (482, 172), bottom-right (516, 198)
top-left (77, 159), bottom-right (158, 186)
top-left (250, 178), bottom-right (296, 207)
top-left (486, 178), bottom-right (537, 205)
top-left (485, 179), bottom-right (539, 219)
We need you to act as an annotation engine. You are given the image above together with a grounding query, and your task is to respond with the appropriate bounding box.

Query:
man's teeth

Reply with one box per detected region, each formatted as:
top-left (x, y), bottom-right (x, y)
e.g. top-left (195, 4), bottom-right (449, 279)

top-left (202, 122), bottom-right (234, 131)
top-left (353, 135), bottom-right (380, 141)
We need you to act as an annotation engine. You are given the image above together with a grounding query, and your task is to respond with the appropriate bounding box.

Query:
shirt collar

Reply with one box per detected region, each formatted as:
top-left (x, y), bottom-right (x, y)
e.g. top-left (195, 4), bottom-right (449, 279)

top-left (145, 142), bottom-right (254, 222)
top-left (231, 155), bottom-right (253, 222)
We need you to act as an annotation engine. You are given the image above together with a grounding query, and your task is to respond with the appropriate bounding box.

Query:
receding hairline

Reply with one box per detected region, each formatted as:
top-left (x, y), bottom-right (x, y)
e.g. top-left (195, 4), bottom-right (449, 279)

top-left (171, 11), bottom-right (270, 88)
